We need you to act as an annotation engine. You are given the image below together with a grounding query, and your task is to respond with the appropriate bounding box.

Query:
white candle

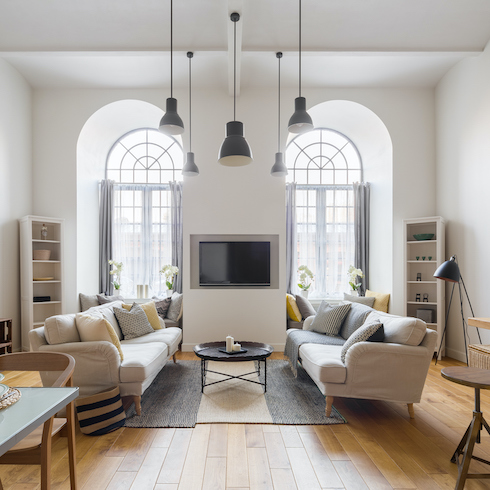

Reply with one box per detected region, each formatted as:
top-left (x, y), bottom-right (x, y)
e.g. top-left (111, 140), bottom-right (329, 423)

top-left (233, 343), bottom-right (241, 352)
top-left (144, 285), bottom-right (148, 298)
top-left (226, 336), bottom-right (234, 353)
top-left (137, 285), bottom-right (143, 298)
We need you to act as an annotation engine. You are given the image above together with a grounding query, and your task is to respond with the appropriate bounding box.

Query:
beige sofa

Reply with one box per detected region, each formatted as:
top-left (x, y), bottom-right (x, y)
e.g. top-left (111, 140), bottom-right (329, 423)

top-left (29, 301), bottom-right (182, 415)
top-left (287, 306), bottom-right (437, 419)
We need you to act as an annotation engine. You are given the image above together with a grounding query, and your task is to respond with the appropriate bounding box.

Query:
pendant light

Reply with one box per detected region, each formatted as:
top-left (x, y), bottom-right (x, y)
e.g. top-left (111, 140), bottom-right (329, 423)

top-left (288, 0), bottom-right (313, 134)
top-left (159, 0), bottom-right (184, 135)
top-left (218, 12), bottom-right (253, 166)
top-left (271, 52), bottom-right (288, 177)
top-left (182, 52), bottom-right (199, 176)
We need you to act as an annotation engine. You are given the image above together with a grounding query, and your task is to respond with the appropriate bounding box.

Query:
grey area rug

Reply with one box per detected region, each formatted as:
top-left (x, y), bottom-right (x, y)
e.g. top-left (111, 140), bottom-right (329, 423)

top-left (124, 360), bottom-right (346, 428)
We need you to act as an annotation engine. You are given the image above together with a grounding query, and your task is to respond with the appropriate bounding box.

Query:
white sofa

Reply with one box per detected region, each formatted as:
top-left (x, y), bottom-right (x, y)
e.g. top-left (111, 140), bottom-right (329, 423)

top-left (287, 305), bottom-right (438, 419)
top-left (29, 301), bottom-right (182, 415)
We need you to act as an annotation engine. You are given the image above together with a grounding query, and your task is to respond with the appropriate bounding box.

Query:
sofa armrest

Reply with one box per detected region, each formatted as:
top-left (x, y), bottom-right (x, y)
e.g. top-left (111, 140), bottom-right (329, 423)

top-left (29, 326), bottom-right (49, 351)
top-left (38, 341), bottom-right (121, 397)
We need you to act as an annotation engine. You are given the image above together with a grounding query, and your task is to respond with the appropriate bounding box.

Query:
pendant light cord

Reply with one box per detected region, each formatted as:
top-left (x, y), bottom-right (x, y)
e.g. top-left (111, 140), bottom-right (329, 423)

top-left (170, 0), bottom-right (173, 98)
top-left (233, 16), bottom-right (237, 121)
top-left (299, 0), bottom-right (302, 97)
top-left (188, 52), bottom-right (192, 151)
top-left (277, 53), bottom-right (281, 152)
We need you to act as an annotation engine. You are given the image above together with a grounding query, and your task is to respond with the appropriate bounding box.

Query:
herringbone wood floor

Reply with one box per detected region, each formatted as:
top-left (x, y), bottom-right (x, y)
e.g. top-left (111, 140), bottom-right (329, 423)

top-left (1, 353), bottom-right (489, 489)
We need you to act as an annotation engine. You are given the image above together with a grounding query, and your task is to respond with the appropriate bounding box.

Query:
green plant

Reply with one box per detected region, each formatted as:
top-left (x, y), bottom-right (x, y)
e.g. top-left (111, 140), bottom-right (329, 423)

top-left (297, 265), bottom-right (314, 291)
top-left (108, 260), bottom-right (123, 290)
top-left (347, 265), bottom-right (364, 291)
top-left (160, 264), bottom-right (179, 290)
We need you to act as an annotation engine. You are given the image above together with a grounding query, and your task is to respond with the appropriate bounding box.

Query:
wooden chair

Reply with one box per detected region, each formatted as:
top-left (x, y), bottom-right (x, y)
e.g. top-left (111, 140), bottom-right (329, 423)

top-left (0, 352), bottom-right (77, 490)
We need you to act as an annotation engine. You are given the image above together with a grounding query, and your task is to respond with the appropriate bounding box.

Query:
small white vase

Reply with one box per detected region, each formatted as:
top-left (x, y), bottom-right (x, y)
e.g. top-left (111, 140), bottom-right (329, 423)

top-left (166, 289), bottom-right (174, 298)
top-left (301, 290), bottom-right (309, 299)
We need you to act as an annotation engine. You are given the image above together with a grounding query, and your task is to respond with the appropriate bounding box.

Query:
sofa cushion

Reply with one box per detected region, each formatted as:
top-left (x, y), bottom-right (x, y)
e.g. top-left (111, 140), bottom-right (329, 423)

top-left (366, 290), bottom-right (390, 313)
top-left (343, 292), bottom-right (375, 308)
top-left (366, 310), bottom-right (426, 346)
top-left (121, 327), bottom-right (182, 355)
top-left (79, 293), bottom-right (100, 312)
top-left (308, 302), bottom-right (351, 336)
top-left (44, 313), bottom-right (80, 345)
top-left (123, 301), bottom-right (162, 330)
top-left (286, 294), bottom-right (302, 322)
top-left (97, 293), bottom-right (124, 305)
top-left (340, 302), bottom-right (374, 340)
top-left (119, 343), bottom-right (169, 383)
top-left (163, 318), bottom-right (180, 328)
top-left (114, 303), bottom-right (154, 340)
top-left (76, 312), bottom-right (124, 361)
top-left (154, 297), bottom-right (172, 319)
top-left (86, 301), bottom-right (124, 340)
top-left (167, 292), bottom-right (183, 322)
top-left (299, 344), bottom-right (347, 384)
top-left (340, 321), bottom-right (384, 363)
top-left (295, 294), bottom-right (316, 319)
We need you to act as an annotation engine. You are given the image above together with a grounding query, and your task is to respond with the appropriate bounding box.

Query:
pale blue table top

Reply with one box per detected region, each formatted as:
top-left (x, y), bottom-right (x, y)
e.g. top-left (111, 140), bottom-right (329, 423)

top-left (0, 386), bottom-right (79, 456)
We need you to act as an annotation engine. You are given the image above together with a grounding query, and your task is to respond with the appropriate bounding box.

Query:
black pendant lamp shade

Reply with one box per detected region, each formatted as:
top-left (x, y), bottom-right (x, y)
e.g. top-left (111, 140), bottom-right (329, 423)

top-left (218, 12), bottom-right (253, 166)
top-left (182, 52), bottom-right (199, 176)
top-left (288, 0), bottom-right (313, 134)
top-left (159, 0), bottom-right (184, 136)
top-left (271, 52), bottom-right (288, 177)
top-left (433, 255), bottom-right (460, 283)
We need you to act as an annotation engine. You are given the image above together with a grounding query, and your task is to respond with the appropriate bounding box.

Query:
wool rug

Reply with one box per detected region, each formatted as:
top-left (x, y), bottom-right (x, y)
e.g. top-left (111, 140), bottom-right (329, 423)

top-left (124, 360), bottom-right (345, 428)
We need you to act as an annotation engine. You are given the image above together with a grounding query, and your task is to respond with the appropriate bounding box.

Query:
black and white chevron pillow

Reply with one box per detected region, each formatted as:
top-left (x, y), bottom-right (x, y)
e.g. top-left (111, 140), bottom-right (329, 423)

top-left (309, 302), bottom-right (351, 336)
top-left (340, 321), bottom-right (384, 364)
top-left (114, 303), bottom-right (154, 340)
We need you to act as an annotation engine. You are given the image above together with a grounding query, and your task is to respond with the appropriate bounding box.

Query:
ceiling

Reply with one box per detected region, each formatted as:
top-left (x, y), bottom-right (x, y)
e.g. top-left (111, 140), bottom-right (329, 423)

top-left (1, 0), bottom-right (490, 89)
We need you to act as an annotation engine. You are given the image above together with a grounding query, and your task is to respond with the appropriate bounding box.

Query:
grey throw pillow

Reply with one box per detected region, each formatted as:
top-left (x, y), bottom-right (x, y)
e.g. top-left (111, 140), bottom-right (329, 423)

top-left (340, 301), bottom-right (374, 340)
top-left (167, 292), bottom-right (183, 322)
top-left (295, 294), bottom-right (316, 320)
top-left (309, 302), bottom-right (351, 336)
top-left (340, 321), bottom-right (384, 364)
top-left (343, 293), bottom-right (376, 307)
top-left (154, 298), bottom-right (172, 319)
top-left (79, 293), bottom-right (99, 312)
top-left (97, 293), bottom-right (124, 305)
top-left (113, 303), bottom-right (154, 340)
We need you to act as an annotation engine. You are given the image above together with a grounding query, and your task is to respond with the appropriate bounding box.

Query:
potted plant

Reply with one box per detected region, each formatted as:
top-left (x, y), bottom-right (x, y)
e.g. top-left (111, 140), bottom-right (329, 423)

top-left (108, 260), bottom-right (123, 291)
top-left (160, 265), bottom-right (179, 297)
top-left (347, 265), bottom-right (364, 295)
top-left (297, 265), bottom-right (314, 298)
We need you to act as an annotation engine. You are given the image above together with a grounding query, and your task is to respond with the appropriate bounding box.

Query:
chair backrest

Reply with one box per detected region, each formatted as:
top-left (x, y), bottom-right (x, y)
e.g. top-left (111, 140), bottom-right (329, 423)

top-left (0, 352), bottom-right (75, 388)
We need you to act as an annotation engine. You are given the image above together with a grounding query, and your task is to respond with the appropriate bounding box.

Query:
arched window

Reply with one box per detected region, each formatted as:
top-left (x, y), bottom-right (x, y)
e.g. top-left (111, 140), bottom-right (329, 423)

top-left (107, 128), bottom-right (183, 297)
top-left (286, 128), bottom-right (363, 297)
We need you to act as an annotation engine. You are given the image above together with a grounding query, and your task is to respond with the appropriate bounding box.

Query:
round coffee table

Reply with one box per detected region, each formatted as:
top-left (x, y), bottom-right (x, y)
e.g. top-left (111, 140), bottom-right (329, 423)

top-left (193, 341), bottom-right (274, 393)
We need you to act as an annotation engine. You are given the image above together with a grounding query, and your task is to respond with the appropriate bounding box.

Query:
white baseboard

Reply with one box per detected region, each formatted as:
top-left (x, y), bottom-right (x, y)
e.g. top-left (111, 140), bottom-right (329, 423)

top-left (444, 346), bottom-right (467, 363)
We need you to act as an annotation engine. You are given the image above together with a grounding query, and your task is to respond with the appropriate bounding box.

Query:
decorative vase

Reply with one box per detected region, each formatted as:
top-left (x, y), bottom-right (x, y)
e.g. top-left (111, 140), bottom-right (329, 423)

top-left (301, 290), bottom-right (309, 299)
top-left (166, 289), bottom-right (173, 298)
top-left (349, 289), bottom-right (359, 297)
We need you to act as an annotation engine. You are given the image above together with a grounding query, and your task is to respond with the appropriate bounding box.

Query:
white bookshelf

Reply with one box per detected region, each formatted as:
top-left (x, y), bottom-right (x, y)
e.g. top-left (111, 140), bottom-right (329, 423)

top-left (403, 216), bottom-right (445, 360)
top-left (19, 216), bottom-right (64, 351)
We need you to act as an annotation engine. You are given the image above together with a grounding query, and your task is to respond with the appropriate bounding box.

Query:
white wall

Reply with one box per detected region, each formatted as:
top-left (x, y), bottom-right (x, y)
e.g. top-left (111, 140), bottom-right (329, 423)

top-left (31, 84), bottom-right (436, 350)
top-left (0, 59), bottom-right (32, 351)
top-left (436, 42), bottom-right (490, 361)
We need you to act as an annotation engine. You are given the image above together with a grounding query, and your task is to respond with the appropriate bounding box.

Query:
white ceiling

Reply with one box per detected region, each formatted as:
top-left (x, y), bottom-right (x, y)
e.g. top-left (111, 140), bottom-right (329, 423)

top-left (1, 0), bottom-right (490, 89)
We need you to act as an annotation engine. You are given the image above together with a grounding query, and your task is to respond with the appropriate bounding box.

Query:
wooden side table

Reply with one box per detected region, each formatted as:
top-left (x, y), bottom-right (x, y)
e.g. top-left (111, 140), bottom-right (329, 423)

top-left (441, 366), bottom-right (490, 489)
top-left (0, 318), bottom-right (12, 354)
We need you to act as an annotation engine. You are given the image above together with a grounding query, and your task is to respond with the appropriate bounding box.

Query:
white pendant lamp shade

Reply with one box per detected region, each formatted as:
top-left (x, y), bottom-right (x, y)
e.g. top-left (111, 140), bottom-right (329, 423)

top-left (183, 151), bottom-right (199, 176)
top-left (218, 12), bottom-right (253, 166)
top-left (218, 121), bottom-right (253, 166)
top-left (271, 152), bottom-right (287, 176)
top-left (159, 97), bottom-right (184, 135)
top-left (288, 96), bottom-right (313, 134)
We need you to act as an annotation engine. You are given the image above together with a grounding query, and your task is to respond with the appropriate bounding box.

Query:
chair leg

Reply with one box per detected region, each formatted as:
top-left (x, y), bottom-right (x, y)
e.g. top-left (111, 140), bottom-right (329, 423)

top-left (407, 403), bottom-right (415, 419)
top-left (66, 401), bottom-right (77, 490)
top-left (134, 396), bottom-right (141, 415)
top-left (325, 396), bottom-right (334, 417)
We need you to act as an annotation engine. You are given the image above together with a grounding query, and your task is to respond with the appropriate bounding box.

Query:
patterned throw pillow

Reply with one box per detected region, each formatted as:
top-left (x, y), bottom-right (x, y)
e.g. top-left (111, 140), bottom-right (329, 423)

top-left (113, 303), bottom-right (154, 340)
top-left (340, 321), bottom-right (384, 364)
top-left (122, 301), bottom-right (162, 330)
top-left (154, 298), bottom-right (172, 320)
top-left (309, 302), bottom-right (351, 336)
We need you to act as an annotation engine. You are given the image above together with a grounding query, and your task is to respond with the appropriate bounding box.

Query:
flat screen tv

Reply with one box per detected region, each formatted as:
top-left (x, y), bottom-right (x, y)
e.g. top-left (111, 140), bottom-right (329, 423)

top-left (199, 241), bottom-right (271, 286)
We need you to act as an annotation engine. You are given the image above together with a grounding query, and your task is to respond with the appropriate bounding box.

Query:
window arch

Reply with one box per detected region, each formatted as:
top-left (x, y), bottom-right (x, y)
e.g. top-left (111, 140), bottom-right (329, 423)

top-left (286, 128), bottom-right (364, 298)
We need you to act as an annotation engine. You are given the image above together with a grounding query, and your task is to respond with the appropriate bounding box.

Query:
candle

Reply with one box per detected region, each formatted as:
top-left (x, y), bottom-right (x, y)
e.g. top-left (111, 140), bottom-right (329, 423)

top-left (144, 285), bottom-right (148, 298)
top-left (233, 343), bottom-right (241, 352)
top-left (137, 285), bottom-right (143, 298)
top-left (226, 336), bottom-right (234, 353)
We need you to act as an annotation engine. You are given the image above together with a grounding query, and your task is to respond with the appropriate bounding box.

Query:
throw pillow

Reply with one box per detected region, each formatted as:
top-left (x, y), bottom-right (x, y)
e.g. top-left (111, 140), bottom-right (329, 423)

top-left (154, 297), bottom-right (172, 320)
top-left (97, 293), bottom-right (124, 305)
top-left (339, 301), bottom-right (374, 340)
top-left (366, 290), bottom-right (390, 313)
top-left (286, 294), bottom-right (302, 322)
top-left (122, 301), bottom-right (162, 330)
top-left (113, 303), bottom-right (154, 340)
top-left (167, 292), bottom-right (183, 322)
top-left (308, 302), bottom-right (351, 336)
top-left (343, 292), bottom-right (375, 308)
top-left (295, 294), bottom-right (316, 320)
top-left (340, 321), bottom-right (384, 364)
top-left (79, 293), bottom-right (99, 312)
top-left (75, 312), bottom-right (124, 361)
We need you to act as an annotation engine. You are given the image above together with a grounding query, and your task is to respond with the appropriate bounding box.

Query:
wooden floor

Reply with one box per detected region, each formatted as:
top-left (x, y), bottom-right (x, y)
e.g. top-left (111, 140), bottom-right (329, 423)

top-left (1, 353), bottom-right (490, 489)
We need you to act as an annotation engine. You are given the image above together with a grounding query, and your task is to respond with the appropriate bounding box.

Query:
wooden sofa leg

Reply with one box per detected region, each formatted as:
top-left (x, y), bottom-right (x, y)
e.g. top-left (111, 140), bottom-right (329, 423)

top-left (407, 403), bottom-right (415, 419)
top-left (325, 396), bottom-right (334, 417)
top-left (134, 396), bottom-right (141, 416)
top-left (173, 353), bottom-right (177, 363)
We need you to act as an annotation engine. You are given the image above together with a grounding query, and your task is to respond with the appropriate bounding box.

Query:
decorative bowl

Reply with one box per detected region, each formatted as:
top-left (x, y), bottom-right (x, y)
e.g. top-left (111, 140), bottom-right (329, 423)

top-left (413, 234), bottom-right (434, 241)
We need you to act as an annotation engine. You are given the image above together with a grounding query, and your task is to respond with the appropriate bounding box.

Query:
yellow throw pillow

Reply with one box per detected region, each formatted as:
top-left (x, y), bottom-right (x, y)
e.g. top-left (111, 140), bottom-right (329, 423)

top-left (75, 313), bottom-right (124, 361)
top-left (123, 301), bottom-right (162, 330)
top-left (366, 290), bottom-right (390, 313)
top-left (286, 294), bottom-right (302, 322)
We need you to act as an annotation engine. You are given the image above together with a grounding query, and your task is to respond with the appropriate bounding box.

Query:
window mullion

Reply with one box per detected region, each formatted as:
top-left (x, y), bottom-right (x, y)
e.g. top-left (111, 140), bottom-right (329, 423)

top-left (316, 188), bottom-right (327, 295)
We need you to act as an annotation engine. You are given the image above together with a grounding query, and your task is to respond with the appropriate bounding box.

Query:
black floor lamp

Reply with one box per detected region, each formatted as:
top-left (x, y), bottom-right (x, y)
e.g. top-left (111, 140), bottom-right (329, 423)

top-left (433, 255), bottom-right (481, 365)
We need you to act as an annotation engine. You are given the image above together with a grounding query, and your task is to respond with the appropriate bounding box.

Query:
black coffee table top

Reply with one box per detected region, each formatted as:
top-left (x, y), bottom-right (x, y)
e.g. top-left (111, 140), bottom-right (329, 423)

top-left (194, 341), bottom-right (274, 362)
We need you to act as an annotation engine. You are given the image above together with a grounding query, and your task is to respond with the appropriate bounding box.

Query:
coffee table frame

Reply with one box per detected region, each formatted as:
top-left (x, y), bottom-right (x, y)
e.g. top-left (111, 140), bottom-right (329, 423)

top-left (193, 341), bottom-right (274, 393)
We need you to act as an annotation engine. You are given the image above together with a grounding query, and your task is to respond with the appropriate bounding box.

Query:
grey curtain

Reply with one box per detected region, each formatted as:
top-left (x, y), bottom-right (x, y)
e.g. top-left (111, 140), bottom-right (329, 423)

top-left (353, 182), bottom-right (370, 295)
top-left (286, 182), bottom-right (297, 294)
top-left (170, 181), bottom-right (183, 294)
top-left (99, 179), bottom-right (114, 295)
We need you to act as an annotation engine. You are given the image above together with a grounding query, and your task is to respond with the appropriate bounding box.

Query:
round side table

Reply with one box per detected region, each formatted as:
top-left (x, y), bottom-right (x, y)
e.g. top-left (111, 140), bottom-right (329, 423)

top-left (441, 366), bottom-right (490, 490)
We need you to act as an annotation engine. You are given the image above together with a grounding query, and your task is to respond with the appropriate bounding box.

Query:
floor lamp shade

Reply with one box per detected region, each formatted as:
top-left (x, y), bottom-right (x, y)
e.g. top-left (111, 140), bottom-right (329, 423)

top-left (288, 96), bottom-right (313, 134)
top-left (271, 152), bottom-right (287, 176)
top-left (218, 121), bottom-right (253, 167)
top-left (159, 97), bottom-right (184, 135)
top-left (183, 151), bottom-right (199, 176)
top-left (433, 256), bottom-right (460, 283)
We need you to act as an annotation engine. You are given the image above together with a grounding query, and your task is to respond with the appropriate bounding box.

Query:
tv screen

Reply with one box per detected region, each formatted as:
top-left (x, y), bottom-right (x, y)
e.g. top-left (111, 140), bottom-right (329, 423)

top-left (199, 241), bottom-right (271, 286)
